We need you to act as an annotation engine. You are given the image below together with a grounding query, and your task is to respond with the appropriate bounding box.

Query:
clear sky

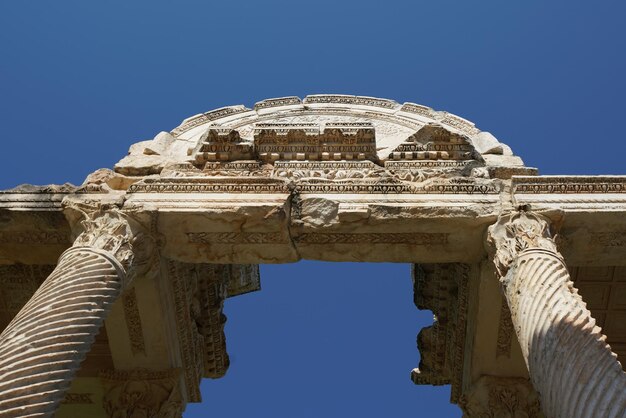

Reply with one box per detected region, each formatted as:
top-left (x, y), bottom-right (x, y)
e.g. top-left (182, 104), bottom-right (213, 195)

top-left (1, 1), bottom-right (625, 417)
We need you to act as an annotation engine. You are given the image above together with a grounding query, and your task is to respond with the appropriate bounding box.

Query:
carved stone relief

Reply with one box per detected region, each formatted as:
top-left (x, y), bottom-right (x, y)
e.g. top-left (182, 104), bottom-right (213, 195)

top-left (297, 232), bottom-right (449, 245)
top-left (459, 375), bottom-right (542, 418)
top-left (0, 231), bottom-right (69, 245)
top-left (2, 94), bottom-right (626, 418)
top-left (488, 211), bottom-right (626, 418)
top-left (123, 287), bottom-right (146, 356)
top-left (62, 392), bottom-right (94, 405)
top-left (411, 263), bottom-right (470, 403)
top-left (0, 264), bottom-right (53, 331)
top-left (387, 124), bottom-right (479, 161)
top-left (164, 260), bottom-right (261, 402)
top-left (513, 176), bottom-right (626, 194)
top-left (100, 369), bottom-right (183, 418)
top-left (496, 299), bottom-right (514, 358)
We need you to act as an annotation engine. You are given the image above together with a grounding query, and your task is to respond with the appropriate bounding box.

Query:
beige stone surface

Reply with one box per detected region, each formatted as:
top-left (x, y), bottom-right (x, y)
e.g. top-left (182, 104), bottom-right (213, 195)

top-left (0, 95), bottom-right (625, 417)
top-left (488, 212), bottom-right (626, 418)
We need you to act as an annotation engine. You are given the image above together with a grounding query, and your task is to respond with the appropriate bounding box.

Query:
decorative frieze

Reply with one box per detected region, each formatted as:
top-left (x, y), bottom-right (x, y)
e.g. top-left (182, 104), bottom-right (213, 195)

top-left (254, 122), bottom-right (377, 162)
top-left (187, 232), bottom-right (287, 245)
top-left (440, 114), bottom-right (480, 137)
top-left (295, 179), bottom-right (498, 194)
top-left (303, 94), bottom-right (399, 109)
top-left (254, 96), bottom-right (302, 110)
top-left (166, 260), bottom-right (203, 402)
top-left (195, 265), bottom-right (229, 378)
top-left (187, 232), bottom-right (450, 246)
top-left (275, 160), bottom-right (378, 170)
top-left (590, 231), bottom-right (626, 247)
top-left (411, 263), bottom-right (470, 404)
top-left (495, 299), bottom-right (514, 358)
top-left (62, 393), bottom-right (94, 405)
top-left (0, 264), bottom-right (53, 330)
top-left (127, 174), bottom-right (499, 195)
top-left (171, 105), bottom-right (250, 136)
top-left (384, 160), bottom-right (476, 170)
top-left (459, 376), bottom-right (541, 418)
top-left (100, 368), bottom-right (183, 418)
top-left (513, 176), bottom-right (626, 194)
top-left (128, 177), bottom-right (291, 194)
top-left (192, 128), bottom-right (255, 164)
top-left (388, 124), bottom-right (478, 161)
top-left (273, 160), bottom-right (383, 180)
top-left (164, 260), bottom-right (262, 400)
top-left (169, 96), bottom-right (486, 144)
top-left (226, 264), bottom-right (261, 297)
top-left (399, 102), bottom-right (437, 118)
top-left (295, 232), bottom-right (448, 245)
top-left (203, 161), bottom-right (265, 176)
top-left (122, 287), bottom-right (146, 356)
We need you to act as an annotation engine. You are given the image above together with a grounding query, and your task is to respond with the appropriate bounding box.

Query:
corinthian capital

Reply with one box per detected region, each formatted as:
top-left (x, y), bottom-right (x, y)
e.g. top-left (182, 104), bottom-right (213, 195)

top-left (487, 210), bottom-right (559, 277)
top-left (64, 202), bottom-right (156, 285)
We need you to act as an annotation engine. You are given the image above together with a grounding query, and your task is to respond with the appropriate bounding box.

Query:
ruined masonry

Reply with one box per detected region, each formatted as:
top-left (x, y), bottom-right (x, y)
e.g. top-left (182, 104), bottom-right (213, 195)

top-left (0, 95), bottom-right (625, 417)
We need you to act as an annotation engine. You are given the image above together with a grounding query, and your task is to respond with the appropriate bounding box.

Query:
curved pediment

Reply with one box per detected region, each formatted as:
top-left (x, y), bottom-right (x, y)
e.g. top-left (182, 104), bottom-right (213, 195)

top-left (114, 94), bottom-right (532, 182)
top-left (171, 94), bottom-right (486, 161)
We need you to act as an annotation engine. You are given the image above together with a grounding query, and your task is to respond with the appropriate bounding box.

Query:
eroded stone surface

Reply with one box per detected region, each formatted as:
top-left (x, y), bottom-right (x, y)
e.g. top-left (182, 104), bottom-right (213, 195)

top-left (1, 95), bottom-right (626, 417)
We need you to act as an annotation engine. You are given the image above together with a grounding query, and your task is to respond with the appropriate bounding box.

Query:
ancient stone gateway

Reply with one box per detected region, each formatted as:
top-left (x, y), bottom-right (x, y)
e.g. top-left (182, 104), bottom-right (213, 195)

top-left (0, 94), bottom-right (625, 417)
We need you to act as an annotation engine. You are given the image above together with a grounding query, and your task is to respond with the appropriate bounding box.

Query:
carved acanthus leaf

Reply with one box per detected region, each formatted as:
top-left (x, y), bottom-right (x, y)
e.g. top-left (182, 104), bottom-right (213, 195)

top-left (487, 211), bottom-right (559, 277)
top-left (65, 204), bottom-right (156, 284)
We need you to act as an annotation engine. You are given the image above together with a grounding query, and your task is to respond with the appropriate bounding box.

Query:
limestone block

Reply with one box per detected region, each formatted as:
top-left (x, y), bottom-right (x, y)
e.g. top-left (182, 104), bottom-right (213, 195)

top-left (115, 132), bottom-right (190, 176)
top-left (471, 131), bottom-right (504, 155)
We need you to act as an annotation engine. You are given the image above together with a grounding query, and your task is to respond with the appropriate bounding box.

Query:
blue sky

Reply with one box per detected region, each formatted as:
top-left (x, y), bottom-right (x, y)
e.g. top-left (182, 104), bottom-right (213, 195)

top-left (1, 1), bottom-right (625, 417)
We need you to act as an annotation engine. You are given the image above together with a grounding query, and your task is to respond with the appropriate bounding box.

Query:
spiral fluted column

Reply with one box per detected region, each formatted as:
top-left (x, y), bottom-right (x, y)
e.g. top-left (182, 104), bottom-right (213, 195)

top-left (0, 209), bottom-right (150, 418)
top-left (488, 211), bottom-right (626, 418)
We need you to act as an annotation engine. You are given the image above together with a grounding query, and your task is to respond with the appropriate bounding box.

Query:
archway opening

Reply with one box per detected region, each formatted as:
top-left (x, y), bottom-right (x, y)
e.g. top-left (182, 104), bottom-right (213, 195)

top-left (185, 261), bottom-right (461, 417)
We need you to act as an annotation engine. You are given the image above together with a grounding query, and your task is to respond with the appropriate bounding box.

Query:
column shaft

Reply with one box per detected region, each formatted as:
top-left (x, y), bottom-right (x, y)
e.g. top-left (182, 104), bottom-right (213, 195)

top-left (504, 249), bottom-right (626, 418)
top-left (0, 247), bottom-right (125, 417)
top-left (490, 211), bottom-right (626, 418)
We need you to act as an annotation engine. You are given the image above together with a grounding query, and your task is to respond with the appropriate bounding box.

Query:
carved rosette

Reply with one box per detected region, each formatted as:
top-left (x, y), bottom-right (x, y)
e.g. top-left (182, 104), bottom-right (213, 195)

top-left (0, 209), bottom-right (152, 417)
top-left (488, 211), bottom-right (626, 418)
